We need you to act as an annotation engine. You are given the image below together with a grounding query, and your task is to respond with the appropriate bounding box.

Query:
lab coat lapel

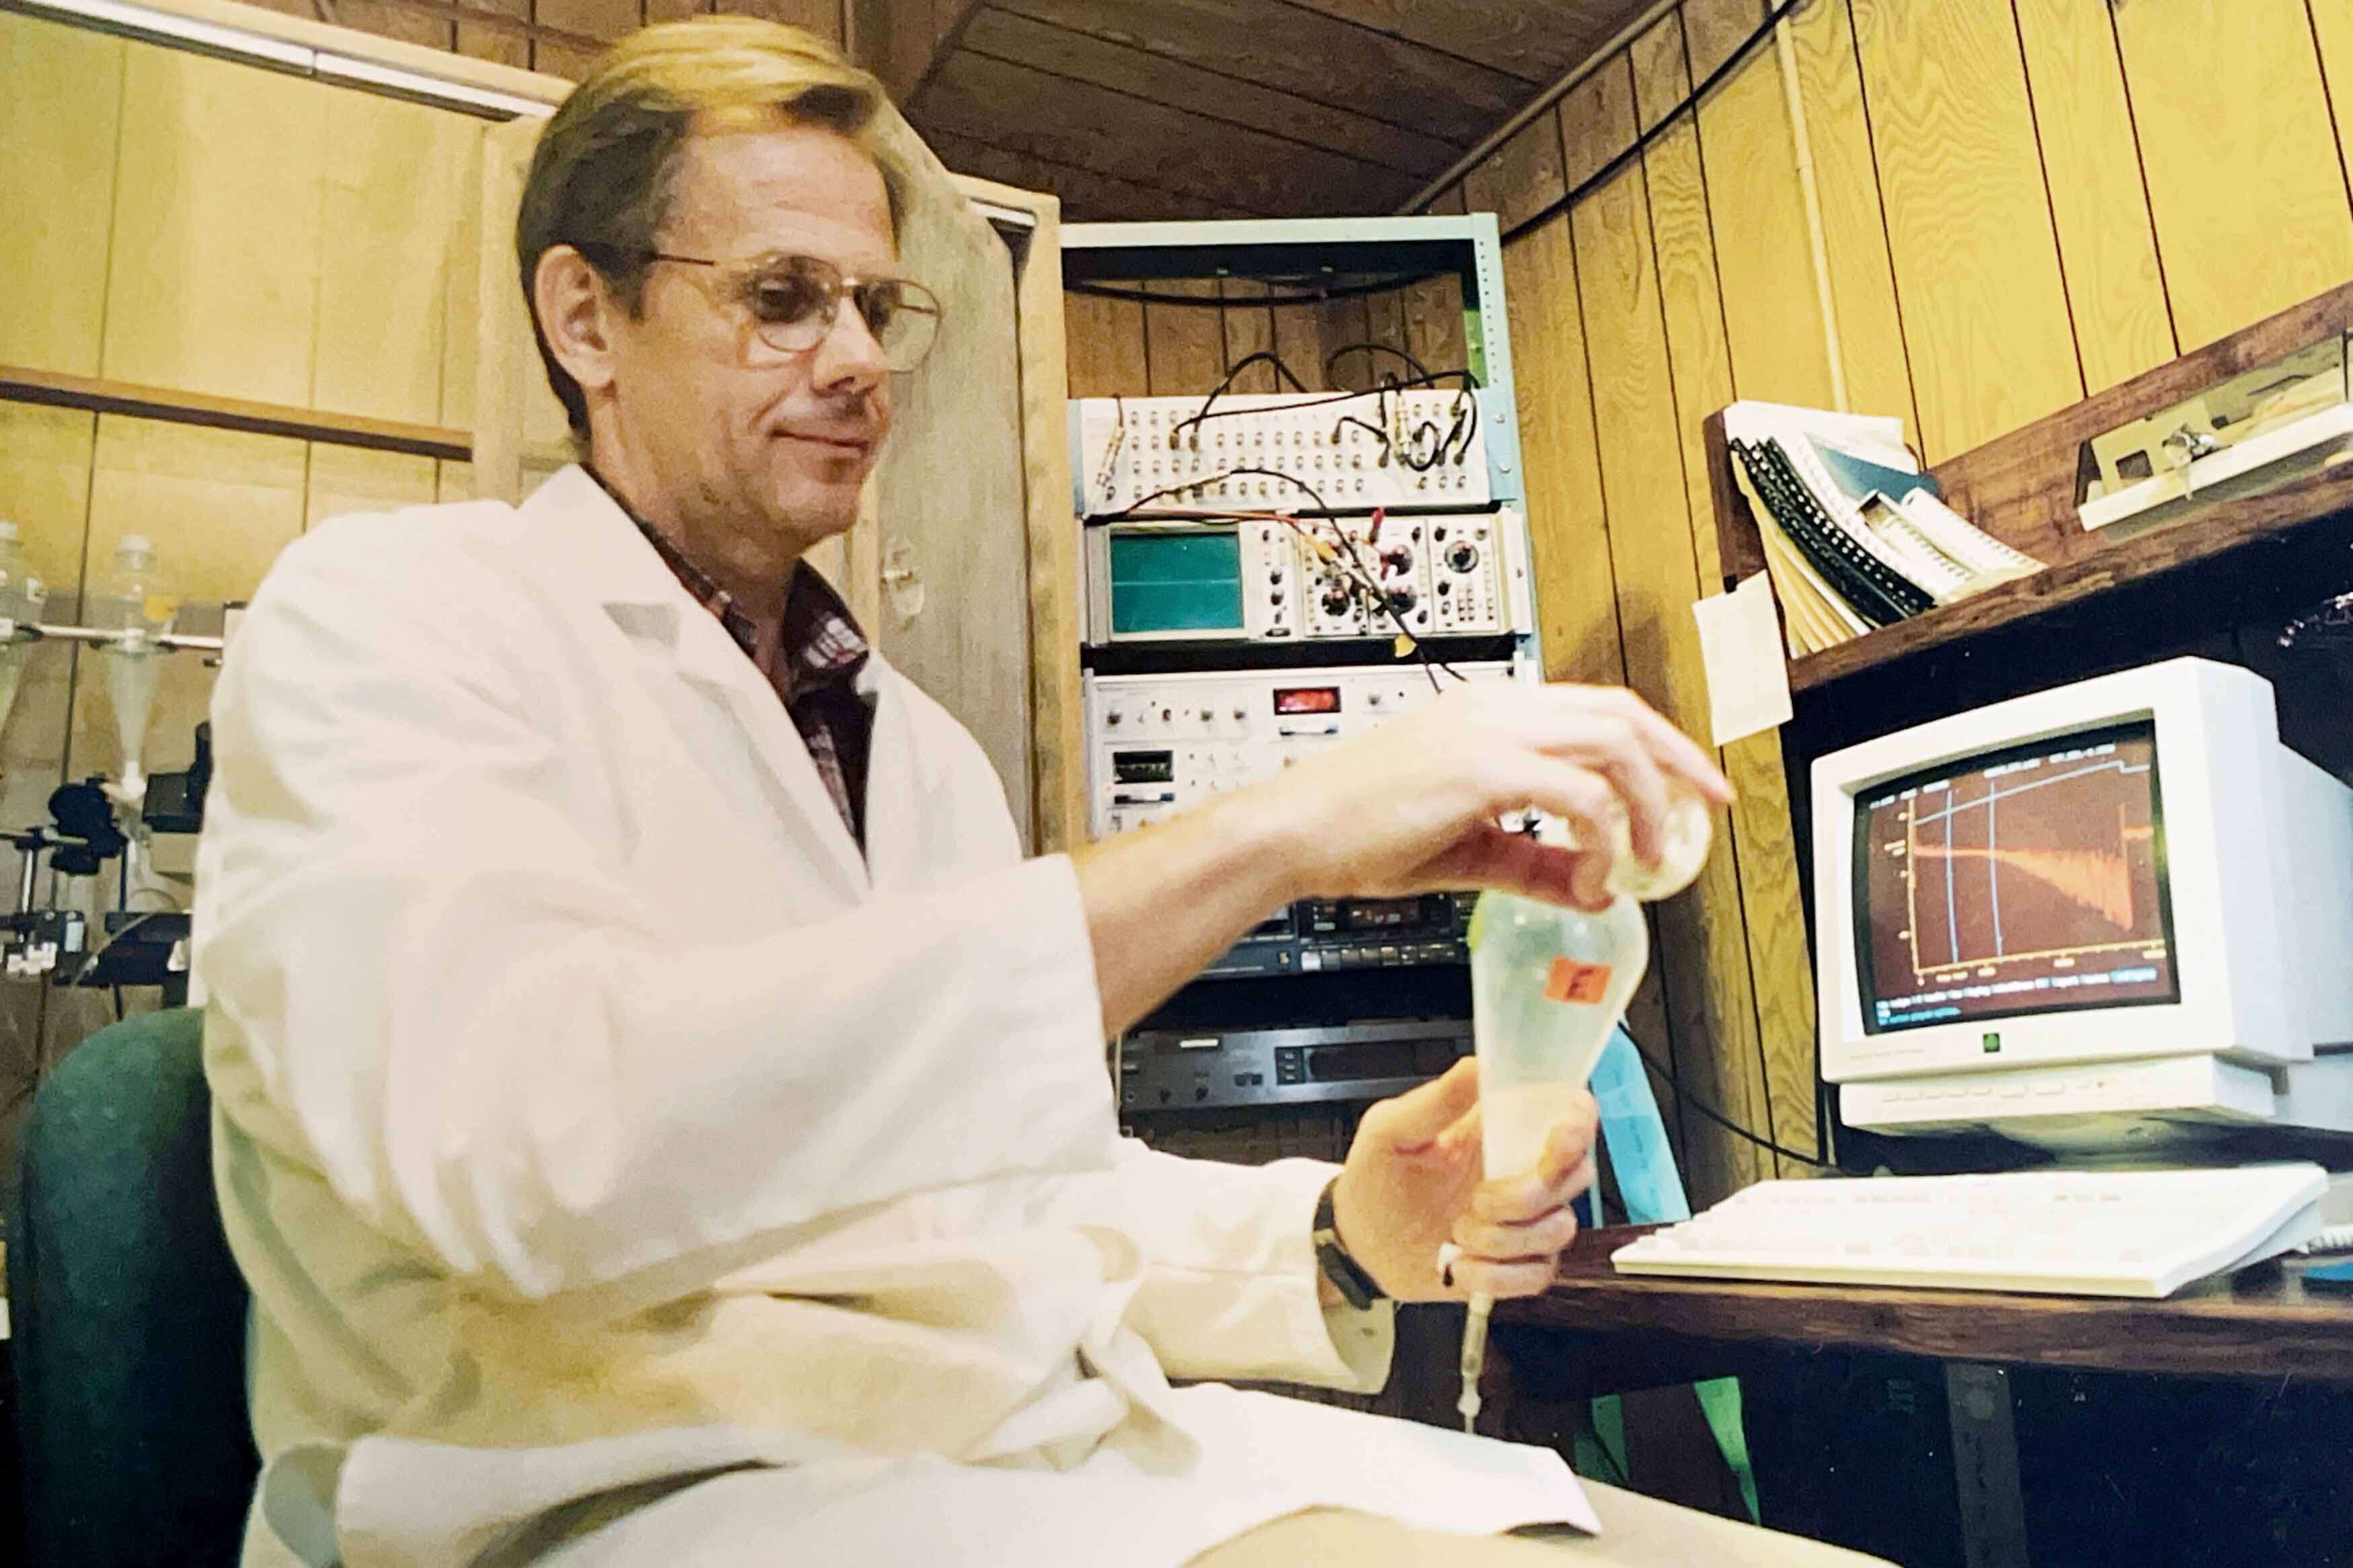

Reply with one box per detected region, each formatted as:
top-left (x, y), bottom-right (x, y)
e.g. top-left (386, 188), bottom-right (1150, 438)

top-left (521, 468), bottom-right (869, 901)
top-left (856, 655), bottom-right (919, 891)
top-left (669, 611), bottom-right (871, 897)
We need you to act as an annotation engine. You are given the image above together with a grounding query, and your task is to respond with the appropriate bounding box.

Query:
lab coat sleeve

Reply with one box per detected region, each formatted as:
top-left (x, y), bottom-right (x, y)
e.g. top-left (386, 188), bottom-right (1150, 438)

top-left (195, 527), bottom-right (1112, 1306)
top-left (1036, 1141), bottom-right (1394, 1393)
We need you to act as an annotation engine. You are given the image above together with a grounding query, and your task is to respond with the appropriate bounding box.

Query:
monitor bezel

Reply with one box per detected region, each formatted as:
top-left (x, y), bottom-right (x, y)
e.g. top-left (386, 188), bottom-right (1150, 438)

top-left (1812, 658), bottom-right (2304, 1083)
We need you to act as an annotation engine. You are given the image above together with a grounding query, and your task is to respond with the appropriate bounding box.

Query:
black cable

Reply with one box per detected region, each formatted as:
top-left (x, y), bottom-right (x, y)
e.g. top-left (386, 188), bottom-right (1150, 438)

top-left (1402, 415), bottom-right (1446, 472)
top-left (1221, 349), bottom-right (1313, 397)
top-left (1497, 0), bottom-right (1806, 248)
top-left (1160, 377), bottom-right (1415, 429)
top-left (1277, 495), bottom-right (1464, 695)
top-left (1386, 367), bottom-right (1484, 394)
top-left (1101, 465), bottom-right (1464, 692)
top-left (1324, 341), bottom-right (1433, 388)
top-left (1443, 387), bottom-right (1480, 468)
top-left (1170, 352), bottom-right (1314, 445)
top-left (1099, 464), bottom-right (1353, 520)
top-left (1332, 413), bottom-right (1392, 460)
top-left (1361, 372), bottom-right (1480, 472)
top-left (1097, 470), bottom-right (1265, 518)
top-left (1066, 271), bottom-right (1454, 308)
top-left (1224, 466), bottom-right (1330, 519)
top-left (1316, 513), bottom-right (1445, 694)
top-left (1140, 369), bottom-right (1486, 439)
top-left (1620, 1030), bottom-right (1831, 1169)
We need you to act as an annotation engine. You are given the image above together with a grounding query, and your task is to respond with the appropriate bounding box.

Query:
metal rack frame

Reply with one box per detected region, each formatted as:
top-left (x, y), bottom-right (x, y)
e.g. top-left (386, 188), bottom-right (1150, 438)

top-left (1062, 213), bottom-right (1538, 670)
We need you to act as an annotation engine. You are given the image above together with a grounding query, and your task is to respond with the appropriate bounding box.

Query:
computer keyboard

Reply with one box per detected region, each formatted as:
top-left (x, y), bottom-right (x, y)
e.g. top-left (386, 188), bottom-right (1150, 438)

top-left (1611, 1163), bottom-right (2330, 1298)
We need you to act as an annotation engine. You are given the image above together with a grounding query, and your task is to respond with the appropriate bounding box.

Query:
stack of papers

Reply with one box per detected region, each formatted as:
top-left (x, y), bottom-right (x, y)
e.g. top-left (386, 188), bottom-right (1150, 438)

top-left (1722, 402), bottom-right (2043, 657)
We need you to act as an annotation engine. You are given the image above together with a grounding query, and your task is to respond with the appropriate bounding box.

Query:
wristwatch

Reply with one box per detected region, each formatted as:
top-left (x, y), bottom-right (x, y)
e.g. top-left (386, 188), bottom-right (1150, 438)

top-left (1313, 1177), bottom-right (1386, 1311)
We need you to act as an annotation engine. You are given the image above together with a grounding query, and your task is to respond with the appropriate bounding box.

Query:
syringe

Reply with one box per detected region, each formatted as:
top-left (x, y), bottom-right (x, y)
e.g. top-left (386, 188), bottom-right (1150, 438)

top-left (1456, 791), bottom-right (1712, 1435)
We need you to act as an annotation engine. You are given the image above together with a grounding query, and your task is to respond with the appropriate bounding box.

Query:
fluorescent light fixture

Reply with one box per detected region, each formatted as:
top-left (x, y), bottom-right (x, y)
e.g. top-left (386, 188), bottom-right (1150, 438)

top-left (315, 51), bottom-right (556, 118)
top-left (969, 198), bottom-right (1040, 231)
top-left (15, 0), bottom-right (313, 66)
top-left (9, 0), bottom-right (559, 119)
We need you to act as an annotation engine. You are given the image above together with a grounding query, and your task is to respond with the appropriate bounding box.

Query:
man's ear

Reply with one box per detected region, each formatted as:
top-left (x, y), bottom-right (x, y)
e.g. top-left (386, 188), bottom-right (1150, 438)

top-left (534, 245), bottom-right (621, 405)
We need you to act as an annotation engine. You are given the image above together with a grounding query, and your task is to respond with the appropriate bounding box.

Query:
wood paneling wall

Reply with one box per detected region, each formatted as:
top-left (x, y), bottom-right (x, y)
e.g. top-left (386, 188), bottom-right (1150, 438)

top-left (1480, 0), bottom-right (2353, 1200)
top-left (1058, 0), bottom-right (2353, 1204)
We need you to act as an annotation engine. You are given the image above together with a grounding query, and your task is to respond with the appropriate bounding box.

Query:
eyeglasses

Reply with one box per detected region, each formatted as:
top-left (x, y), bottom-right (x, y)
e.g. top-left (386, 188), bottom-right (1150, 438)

top-left (645, 251), bottom-right (943, 372)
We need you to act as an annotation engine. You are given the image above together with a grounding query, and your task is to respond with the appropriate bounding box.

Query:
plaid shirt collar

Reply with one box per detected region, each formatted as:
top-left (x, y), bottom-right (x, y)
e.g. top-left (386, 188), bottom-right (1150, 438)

top-left (587, 467), bottom-right (871, 705)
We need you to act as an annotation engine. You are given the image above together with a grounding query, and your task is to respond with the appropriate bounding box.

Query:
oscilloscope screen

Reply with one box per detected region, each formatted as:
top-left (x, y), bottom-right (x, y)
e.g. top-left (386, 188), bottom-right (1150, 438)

top-left (1853, 719), bottom-right (2180, 1034)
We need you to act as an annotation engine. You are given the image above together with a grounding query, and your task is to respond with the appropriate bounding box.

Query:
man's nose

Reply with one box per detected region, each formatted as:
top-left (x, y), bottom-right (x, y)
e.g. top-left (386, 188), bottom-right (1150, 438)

top-left (810, 297), bottom-right (892, 392)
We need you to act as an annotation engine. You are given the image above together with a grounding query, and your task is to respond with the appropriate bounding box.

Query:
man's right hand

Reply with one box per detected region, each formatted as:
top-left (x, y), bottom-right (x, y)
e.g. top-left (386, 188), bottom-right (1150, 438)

top-left (1072, 679), bottom-right (1730, 1038)
top-left (1244, 680), bottom-right (1733, 913)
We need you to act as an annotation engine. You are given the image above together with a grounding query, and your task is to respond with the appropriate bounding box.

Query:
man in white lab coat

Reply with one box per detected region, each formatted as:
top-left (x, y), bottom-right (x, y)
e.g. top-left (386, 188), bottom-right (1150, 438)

top-left (196, 18), bottom-right (1880, 1568)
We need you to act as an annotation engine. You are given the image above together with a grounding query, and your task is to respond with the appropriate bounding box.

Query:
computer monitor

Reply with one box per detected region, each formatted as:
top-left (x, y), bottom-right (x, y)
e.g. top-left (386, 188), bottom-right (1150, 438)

top-left (1813, 658), bottom-right (2353, 1087)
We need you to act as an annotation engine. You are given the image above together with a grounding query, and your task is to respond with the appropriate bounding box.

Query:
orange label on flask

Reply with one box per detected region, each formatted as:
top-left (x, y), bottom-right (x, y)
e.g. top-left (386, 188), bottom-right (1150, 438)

top-left (1544, 958), bottom-right (1613, 1004)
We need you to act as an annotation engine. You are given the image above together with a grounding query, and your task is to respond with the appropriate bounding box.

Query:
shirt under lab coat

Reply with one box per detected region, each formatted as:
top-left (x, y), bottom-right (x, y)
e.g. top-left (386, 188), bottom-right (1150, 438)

top-left (194, 466), bottom-right (1593, 1567)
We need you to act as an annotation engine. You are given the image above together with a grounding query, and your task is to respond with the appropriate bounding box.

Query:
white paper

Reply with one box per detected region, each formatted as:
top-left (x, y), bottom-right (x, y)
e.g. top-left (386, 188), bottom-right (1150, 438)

top-left (1693, 573), bottom-right (1794, 745)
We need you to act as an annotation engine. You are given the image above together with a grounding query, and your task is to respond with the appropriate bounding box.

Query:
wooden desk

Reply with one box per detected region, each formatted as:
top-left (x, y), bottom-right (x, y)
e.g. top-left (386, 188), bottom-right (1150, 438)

top-left (1500, 1225), bottom-right (2353, 1387)
top-left (1474, 1227), bottom-right (2353, 1568)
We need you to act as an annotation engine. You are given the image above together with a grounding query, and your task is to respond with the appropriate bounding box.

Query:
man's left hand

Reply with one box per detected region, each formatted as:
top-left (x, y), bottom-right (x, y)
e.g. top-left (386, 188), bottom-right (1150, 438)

top-left (1330, 1057), bottom-right (1599, 1303)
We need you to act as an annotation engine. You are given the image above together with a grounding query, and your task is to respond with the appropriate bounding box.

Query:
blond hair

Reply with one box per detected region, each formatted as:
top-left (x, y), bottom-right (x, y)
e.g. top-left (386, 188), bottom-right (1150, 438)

top-left (516, 17), bottom-right (908, 440)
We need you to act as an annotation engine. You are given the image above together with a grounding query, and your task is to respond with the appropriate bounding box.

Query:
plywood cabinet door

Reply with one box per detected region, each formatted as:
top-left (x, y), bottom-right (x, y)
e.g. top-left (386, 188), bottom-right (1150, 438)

top-left (469, 113), bottom-right (571, 506)
top-left (861, 127), bottom-right (1036, 846)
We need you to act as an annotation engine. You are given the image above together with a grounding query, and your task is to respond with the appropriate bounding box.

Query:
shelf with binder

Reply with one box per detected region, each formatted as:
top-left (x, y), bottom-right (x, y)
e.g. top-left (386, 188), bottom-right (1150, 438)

top-left (1706, 280), bottom-right (2353, 698)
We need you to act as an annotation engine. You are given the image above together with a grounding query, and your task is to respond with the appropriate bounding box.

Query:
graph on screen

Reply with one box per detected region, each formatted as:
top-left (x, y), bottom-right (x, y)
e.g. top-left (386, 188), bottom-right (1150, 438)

top-left (1856, 723), bottom-right (2179, 1032)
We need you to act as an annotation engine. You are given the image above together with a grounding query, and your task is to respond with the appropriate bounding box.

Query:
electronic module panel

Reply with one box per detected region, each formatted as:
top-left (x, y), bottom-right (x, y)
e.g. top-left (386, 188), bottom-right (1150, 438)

top-left (1082, 510), bottom-right (1531, 646)
top-left (1197, 893), bottom-right (1480, 980)
top-left (1119, 1017), bottom-right (1474, 1112)
top-left (1084, 660), bottom-right (1520, 838)
top-left (1071, 391), bottom-right (1499, 515)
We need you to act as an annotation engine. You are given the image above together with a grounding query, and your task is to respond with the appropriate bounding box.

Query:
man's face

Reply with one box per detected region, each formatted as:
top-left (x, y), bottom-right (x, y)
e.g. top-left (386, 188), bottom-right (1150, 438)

top-left (602, 120), bottom-right (898, 573)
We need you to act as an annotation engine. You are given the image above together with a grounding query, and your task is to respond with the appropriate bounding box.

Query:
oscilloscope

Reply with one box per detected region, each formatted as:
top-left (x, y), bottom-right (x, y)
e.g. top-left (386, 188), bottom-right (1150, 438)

top-left (1812, 658), bottom-right (2353, 1150)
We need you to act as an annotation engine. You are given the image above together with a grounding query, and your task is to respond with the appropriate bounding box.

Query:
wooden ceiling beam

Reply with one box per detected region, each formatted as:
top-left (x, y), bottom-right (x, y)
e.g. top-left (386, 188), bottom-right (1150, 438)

top-left (955, 6), bottom-right (1463, 174)
top-left (914, 50), bottom-right (1423, 215)
top-left (924, 128), bottom-right (1261, 220)
top-left (1273, 0), bottom-right (1650, 86)
top-left (988, 0), bottom-right (1526, 145)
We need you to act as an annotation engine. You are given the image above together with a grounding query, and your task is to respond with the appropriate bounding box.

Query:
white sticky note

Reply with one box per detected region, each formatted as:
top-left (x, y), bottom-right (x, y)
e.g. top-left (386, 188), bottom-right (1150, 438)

top-left (1692, 573), bottom-right (1794, 745)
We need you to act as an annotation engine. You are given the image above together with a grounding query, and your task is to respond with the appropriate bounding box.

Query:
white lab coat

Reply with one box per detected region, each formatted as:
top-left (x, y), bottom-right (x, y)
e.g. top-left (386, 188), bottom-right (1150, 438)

top-left (195, 466), bottom-right (1593, 1567)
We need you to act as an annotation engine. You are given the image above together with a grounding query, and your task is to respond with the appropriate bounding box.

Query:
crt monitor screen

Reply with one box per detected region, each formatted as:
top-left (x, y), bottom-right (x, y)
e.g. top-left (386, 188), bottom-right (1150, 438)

top-left (1852, 720), bottom-right (2181, 1034)
top-left (1107, 529), bottom-right (1242, 635)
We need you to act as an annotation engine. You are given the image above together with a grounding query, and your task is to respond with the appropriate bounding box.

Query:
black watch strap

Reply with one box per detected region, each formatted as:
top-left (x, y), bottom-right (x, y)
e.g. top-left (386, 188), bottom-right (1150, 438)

top-left (1312, 1177), bottom-right (1386, 1311)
